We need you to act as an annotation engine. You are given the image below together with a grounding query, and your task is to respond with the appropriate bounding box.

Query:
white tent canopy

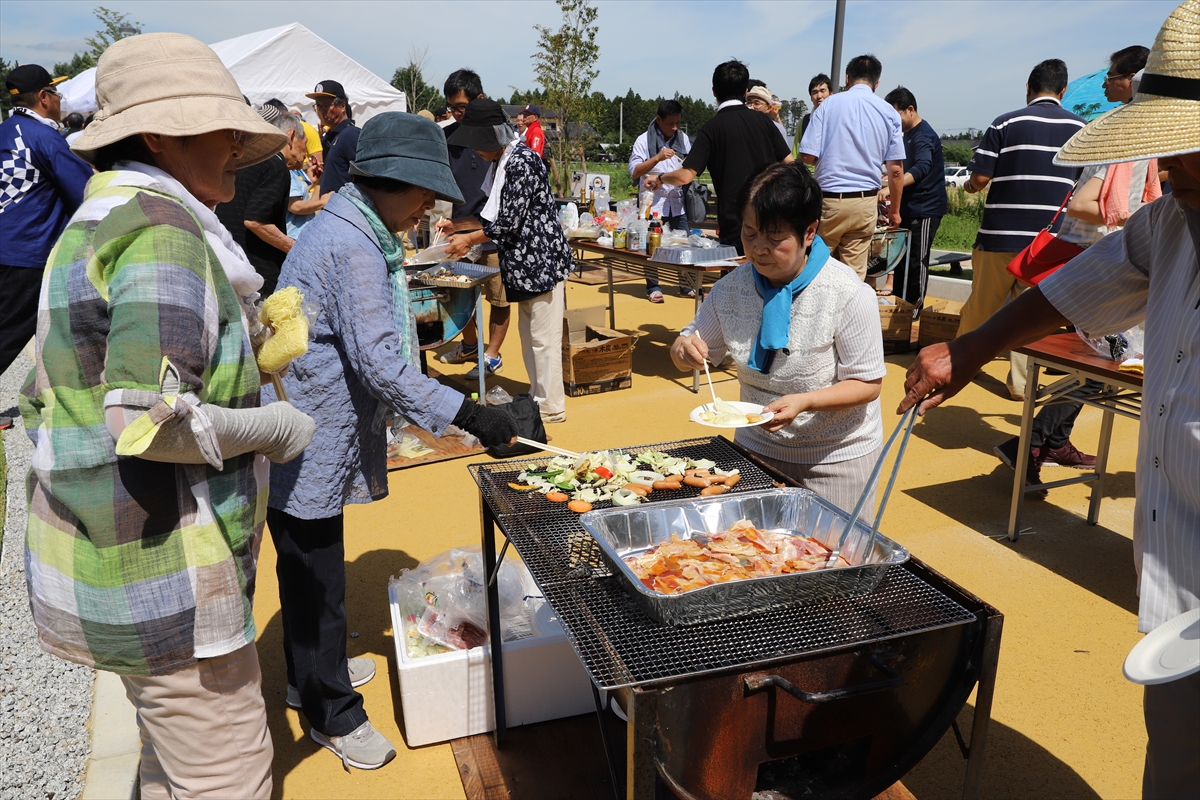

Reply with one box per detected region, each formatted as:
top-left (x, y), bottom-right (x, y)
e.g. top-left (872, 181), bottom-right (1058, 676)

top-left (60, 23), bottom-right (406, 125)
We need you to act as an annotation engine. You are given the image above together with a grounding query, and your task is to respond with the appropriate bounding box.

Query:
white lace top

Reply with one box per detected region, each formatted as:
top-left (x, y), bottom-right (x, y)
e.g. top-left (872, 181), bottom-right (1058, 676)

top-left (683, 259), bottom-right (885, 464)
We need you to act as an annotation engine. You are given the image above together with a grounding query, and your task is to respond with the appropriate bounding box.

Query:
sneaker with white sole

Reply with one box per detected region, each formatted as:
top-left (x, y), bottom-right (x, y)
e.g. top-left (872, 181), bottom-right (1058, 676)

top-left (437, 342), bottom-right (478, 364)
top-left (286, 657), bottom-right (376, 710)
top-left (311, 720), bottom-right (396, 771)
top-left (464, 354), bottom-right (502, 380)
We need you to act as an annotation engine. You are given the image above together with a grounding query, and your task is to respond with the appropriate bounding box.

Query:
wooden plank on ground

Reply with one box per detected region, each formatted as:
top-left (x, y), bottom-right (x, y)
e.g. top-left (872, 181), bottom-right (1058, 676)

top-left (451, 712), bottom-right (916, 800)
top-left (451, 714), bottom-right (617, 800)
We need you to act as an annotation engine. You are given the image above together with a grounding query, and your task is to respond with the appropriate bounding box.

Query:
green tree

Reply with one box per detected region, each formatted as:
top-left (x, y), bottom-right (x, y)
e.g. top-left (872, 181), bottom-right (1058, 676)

top-left (777, 97), bottom-right (809, 138)
top-left (0, 56), bottom-right (14, 115)
top-left (531, 0), bottom-right (600, 193)
top-left (943, 142), bottom-right (975, 166)
top-left (390, 47), bottom-right (440, 114)
top-left (48, 7), bottom-right (142, 79)
top-left (84, 7), bottom-right (142, 62)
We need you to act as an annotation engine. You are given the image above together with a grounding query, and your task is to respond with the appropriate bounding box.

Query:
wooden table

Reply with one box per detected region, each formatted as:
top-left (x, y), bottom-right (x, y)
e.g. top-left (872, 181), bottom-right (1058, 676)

top-left (1009, 333), bottom-right (1142, 540)
top-left (571, 241), bottom-right (741, 392)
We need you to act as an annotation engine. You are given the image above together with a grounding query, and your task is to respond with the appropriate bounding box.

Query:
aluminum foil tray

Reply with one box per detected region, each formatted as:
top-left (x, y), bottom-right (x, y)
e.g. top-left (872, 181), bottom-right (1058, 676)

top-left (410, 261), bottom-right (499, 289)
top-left (578, 488), bottom-right (909, 626)
top-left (649, 245), bottom-right (740, 265)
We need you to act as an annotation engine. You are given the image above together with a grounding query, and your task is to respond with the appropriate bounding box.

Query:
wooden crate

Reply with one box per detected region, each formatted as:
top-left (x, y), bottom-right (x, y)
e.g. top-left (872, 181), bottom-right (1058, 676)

top-left (917, 299), bottom-right (964, 348)
top-left (879, 296), bottom-right (917, 348)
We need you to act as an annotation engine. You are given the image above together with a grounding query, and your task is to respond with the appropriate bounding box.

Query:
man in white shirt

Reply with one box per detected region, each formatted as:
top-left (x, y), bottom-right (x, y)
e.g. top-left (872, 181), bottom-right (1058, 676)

top-left (799, 54), bottom-right (905, 280)
top-left (900, 3), bottom-right (1199, 794)
top-left (631, 99), bottom-right (692, 301)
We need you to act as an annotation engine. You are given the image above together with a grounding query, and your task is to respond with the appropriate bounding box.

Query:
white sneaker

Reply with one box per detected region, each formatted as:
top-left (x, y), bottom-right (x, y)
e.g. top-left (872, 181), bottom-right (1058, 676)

top-left (437, 342), bottom-right (479, 364)
top-left (286, 657), bottom-right (376, 710)
top-left (311, 720), bottom-right (396, 771)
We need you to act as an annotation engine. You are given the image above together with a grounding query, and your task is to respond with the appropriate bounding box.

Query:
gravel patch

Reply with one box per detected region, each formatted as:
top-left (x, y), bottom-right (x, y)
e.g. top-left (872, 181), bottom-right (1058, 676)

top-left (0, 353), bottom-right (93, 800)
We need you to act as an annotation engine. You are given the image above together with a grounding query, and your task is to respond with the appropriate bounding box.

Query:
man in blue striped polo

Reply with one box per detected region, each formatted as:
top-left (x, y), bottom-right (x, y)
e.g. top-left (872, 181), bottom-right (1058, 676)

top-left (957, 59), bottom-right (1086, 401)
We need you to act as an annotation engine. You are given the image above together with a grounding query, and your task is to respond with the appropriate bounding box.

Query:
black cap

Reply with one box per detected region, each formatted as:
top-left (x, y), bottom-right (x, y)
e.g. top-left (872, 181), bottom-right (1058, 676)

top-left (521, 104), bottom-right (542, 118)
top-left (306, 80), bottom-right (347, 101)
top-left (445, 98), bottom-right (514, 152)
top-left (5, 64), bottom-right (67, 96)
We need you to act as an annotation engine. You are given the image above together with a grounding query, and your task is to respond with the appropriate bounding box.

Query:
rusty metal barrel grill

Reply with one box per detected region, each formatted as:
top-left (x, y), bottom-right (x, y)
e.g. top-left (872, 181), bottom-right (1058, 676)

top-left (470, 437), bottom-right (1002, 800)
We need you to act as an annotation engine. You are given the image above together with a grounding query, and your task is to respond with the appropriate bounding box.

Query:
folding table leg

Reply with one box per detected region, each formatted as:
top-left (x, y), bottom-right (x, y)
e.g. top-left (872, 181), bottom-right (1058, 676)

top-left (479, 499), bottom-right (507, 744)
top-left (1008, 361), bottom-right (1042, 541)
top-left (1088, 402), bottom-right (1116, 525)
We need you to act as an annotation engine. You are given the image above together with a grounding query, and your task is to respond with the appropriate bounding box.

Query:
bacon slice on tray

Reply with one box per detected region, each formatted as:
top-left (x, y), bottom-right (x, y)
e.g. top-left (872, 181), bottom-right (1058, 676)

top-left (624, 520), bottom-right (850, 595)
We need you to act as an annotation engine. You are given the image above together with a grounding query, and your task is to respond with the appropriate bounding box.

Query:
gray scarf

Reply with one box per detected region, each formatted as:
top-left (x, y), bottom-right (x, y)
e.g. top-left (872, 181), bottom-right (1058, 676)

top-left (646, 118), bottom-right (687, 159)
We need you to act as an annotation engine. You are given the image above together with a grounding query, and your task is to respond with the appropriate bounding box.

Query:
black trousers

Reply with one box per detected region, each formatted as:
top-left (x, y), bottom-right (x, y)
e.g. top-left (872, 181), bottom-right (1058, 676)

top-left (266, 508), bottom-right (367, 736)
top-left (893, 216), bottom-right (942, 313)
top-left (1029, 380), bottom-right (1101, 450)
top-left (0, 266), bottom-right (43, 377)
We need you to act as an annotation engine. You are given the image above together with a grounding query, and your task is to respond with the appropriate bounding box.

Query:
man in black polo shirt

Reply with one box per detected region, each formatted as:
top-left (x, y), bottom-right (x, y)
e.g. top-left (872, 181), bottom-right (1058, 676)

top-left (884, 86), bottom-right (947, 316)
top-left (307, 79), bottom-right (360, 196)
top-left (661, 60), bottom-right (792, 253)
top-left (215, 104), bottom-right (295, 294)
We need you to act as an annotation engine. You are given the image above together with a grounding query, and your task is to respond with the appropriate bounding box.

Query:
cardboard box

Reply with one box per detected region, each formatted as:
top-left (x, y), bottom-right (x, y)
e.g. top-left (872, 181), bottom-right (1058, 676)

top-left (917, 299), bottom-right (964, 348)
top-left (878, 296), bottom-right (917, 344)
top-left (562, 306), bottom-right (634, 395)
top-left (389, 581), bottom-right (595, 747)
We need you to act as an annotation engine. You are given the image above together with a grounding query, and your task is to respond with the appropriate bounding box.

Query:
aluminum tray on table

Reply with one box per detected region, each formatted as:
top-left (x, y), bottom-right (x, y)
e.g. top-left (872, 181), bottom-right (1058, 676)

top-left (410, 260), bottom-right (498, 289)
top-left (649, 244), bottom-right (740, 265)
top-left (579, 488), bottom-right (909, 625)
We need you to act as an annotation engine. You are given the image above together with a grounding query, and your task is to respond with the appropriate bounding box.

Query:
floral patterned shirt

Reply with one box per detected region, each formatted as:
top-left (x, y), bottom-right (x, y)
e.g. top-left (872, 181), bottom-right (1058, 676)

top-left (482, 143), bottom-right (573, 298)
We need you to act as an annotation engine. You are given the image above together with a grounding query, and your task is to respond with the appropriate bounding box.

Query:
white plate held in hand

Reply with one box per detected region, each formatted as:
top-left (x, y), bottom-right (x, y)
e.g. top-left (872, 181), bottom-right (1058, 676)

top-left (1123, 607), bottom-right (1200, 685)
top-left (689, 400), bottom-right (774, 429)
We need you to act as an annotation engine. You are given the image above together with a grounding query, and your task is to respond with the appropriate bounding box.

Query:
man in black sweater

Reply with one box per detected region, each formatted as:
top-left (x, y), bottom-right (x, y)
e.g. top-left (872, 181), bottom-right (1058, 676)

top-left (661, 60), bottom-right (793, 253)
top-left (884, 86), bottom-right (947, 316)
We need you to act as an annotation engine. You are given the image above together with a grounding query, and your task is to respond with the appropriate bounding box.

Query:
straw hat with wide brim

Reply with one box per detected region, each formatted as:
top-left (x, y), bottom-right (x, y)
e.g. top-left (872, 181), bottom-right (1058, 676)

top-left (1055, 0), bottom-right (1200, 166)
top-left (71, 32), bottom-right (286, 168)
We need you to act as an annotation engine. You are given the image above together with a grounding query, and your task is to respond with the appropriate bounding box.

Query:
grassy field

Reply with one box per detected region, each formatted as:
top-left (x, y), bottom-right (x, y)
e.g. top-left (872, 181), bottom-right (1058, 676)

top-left (933, 185), bottom-right (985, 251)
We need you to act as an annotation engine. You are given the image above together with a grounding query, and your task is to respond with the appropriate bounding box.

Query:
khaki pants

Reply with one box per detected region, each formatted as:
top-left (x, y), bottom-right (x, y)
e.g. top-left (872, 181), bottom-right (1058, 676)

top-left (120, 643), bottom-right (273, 800)
top-left (756, 447), bottom-right (881, 522)
top-left (818, 195), bottom-right (877, 280)
top-left (957, 248), bottom-right (1029, 398)
top-left (517, 282), bottom-right (566, 418)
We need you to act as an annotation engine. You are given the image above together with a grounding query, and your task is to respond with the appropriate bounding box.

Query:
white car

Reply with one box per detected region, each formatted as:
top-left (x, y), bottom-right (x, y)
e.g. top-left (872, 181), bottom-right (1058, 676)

top-left (944, 166), bottom-right (971, 188)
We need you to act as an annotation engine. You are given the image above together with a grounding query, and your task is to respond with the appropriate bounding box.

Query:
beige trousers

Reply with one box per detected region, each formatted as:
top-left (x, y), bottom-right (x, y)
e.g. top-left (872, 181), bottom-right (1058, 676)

top-left (517, 282), bottom-right (566, 418)
top-left (120, 643), bottom-right (273, 800)
top-left (818, 195), bottom-right (877, 280)
top-left (756, 447), bottom-right (881, 523)
top-left (956, 248), bottom-right (1029, 398)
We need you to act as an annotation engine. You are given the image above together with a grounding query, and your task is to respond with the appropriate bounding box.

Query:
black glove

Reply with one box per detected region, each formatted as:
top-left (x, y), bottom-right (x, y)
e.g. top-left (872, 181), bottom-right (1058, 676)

top-left (453, 397), bottom-right (518, 448)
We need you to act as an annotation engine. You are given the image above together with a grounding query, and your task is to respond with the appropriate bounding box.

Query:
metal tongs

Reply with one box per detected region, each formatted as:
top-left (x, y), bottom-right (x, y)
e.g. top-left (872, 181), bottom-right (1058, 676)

top-left (826, 406), bottom-right (919, 567)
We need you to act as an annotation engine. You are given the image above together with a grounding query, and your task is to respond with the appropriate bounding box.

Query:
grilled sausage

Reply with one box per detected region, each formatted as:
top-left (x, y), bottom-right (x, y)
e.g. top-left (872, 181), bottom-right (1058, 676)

top-left (700, 485), bottom-right (729, 496)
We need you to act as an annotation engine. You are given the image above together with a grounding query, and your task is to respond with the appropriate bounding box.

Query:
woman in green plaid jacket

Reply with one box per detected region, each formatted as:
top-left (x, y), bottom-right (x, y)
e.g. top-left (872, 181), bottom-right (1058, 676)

top-left (18, 34), bottom-right (315, 798)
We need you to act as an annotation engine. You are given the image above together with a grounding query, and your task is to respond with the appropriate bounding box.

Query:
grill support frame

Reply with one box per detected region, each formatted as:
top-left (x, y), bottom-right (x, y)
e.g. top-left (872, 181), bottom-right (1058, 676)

top-left (476, 437), bottom-right (1002, 798)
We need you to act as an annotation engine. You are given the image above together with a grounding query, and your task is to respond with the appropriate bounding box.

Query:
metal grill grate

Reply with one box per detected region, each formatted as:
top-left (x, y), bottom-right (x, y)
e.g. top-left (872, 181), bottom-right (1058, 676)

top-left (535, 559), bottom-right (976, 689)
top-left (473, 437), bottom-right (977, 689)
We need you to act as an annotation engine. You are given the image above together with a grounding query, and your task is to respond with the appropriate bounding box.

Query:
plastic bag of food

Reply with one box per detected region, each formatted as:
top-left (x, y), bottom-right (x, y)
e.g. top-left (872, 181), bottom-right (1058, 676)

top-left (688, 234), bottom-right (716, 248)
top-left (485, 385), bottom-right (514, 406)
top-left (1077, 326), bottom-right (1143, 362)
top-left (561, 202), bottom-right (580, 233)
top-left (391, 547), bottom-right (539, 657)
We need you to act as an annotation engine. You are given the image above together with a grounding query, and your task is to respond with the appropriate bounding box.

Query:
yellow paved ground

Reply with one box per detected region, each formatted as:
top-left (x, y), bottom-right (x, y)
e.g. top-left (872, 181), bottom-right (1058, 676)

top-left (255, 278), bottom-right (1143, 799)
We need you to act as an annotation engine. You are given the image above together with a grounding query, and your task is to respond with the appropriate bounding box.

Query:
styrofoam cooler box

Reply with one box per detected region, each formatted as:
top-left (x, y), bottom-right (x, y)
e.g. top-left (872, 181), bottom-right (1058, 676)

top-left (389, 582), bottom-right (595, 746)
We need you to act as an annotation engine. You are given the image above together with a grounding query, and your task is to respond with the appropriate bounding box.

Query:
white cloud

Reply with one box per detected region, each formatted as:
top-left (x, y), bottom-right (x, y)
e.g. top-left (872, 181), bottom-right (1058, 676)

top-left (0, 0), bottom-right (1175, 132)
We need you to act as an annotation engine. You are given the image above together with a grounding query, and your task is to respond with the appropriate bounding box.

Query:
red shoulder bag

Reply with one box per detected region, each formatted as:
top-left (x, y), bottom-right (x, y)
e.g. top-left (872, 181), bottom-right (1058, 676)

top-left (1005, 189), bottom-right (1085, 287)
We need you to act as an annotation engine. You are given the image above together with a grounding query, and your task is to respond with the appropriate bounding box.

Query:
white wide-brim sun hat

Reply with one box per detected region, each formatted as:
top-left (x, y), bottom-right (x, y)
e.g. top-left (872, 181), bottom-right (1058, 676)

top-left (71, 32), bottom-right (286, 168)
top-left (1055, 0), bottom-right (1200, 166)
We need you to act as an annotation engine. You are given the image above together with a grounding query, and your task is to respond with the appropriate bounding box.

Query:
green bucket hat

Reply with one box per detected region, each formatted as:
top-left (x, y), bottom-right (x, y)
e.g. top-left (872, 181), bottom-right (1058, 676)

top-left (349, 112), bottom-right (464, 203)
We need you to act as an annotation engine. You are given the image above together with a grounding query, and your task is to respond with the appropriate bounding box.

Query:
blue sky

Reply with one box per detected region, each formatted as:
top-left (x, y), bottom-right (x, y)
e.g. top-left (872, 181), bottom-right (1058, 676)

top-left (0, 0), bottom-right (1176, 133)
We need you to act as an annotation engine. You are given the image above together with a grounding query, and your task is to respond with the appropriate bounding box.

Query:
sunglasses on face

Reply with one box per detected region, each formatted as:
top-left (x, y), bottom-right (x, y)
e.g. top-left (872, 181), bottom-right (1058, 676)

top-left (1103, 72), bottom-right (1133, 83)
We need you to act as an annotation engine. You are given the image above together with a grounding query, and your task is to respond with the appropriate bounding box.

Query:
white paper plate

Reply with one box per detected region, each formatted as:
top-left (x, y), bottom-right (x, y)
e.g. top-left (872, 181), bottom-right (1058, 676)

top-left (1123, 607), bottom-right (1200, 685)
top-left (689, 401), bottom-right (774, 429)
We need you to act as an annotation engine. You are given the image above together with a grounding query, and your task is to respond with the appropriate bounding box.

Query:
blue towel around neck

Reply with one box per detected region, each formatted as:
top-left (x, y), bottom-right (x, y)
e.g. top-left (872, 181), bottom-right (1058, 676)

top-left (748, 237), bottom-right (830, 373)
